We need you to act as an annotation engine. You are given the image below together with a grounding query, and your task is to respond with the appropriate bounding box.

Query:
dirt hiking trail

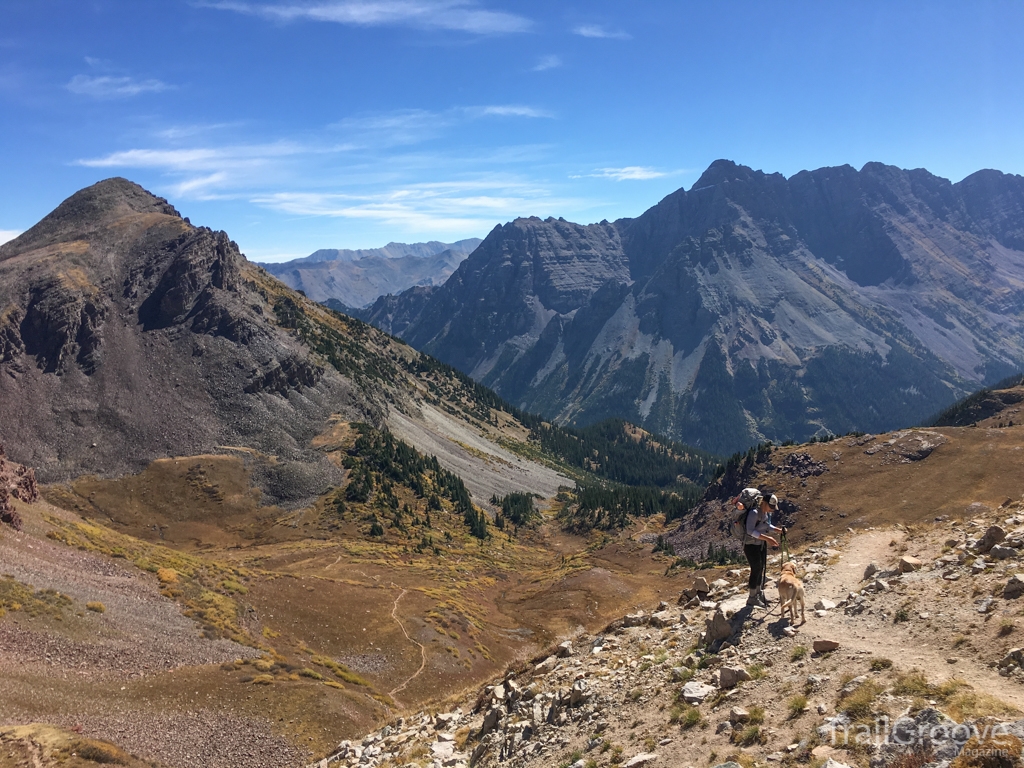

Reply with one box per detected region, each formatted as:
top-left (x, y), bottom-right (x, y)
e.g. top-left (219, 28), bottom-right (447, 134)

top-left (800, 527), bottom-right (1024, 710)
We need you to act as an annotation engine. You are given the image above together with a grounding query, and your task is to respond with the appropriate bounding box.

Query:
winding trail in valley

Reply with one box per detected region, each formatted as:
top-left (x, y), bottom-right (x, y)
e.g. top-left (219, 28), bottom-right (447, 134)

top-left (388, 585), bottom-right (427, 701)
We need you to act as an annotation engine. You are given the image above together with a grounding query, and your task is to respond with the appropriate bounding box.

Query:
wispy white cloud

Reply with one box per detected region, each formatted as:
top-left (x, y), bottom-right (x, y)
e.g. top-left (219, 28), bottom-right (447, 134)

top-left (252, 178), bottom-right (578, 230)
top-left (0, 229), bottom-right (22, 246)
top-left (532, 54), bottom-right (561, 72)
top-left (201, 0), bottom-right (532, 34)
top-left (66, 74), bottom-right (173, 98)
top-left (76, 143), bottom-right (309, 171)
top-left (333, 104), bottom-right (552, 146)
top-left (578, 166), bottom-right (667, 181)
top-left (333, 108), bottom-right (454, 146)
top-left (476, 104), bottom-right (552, 118)
top-left (73, 141), bottom-right (335, 199)
top-left (74, 102), bottom-right (551, 202)
top-left (572, 24), bottom-right (630, 40)
top-left (156, 122), bottom-right (240, 140)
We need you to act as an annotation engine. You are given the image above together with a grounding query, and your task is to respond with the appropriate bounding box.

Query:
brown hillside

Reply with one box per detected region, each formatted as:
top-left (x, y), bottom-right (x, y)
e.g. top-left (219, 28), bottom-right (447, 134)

top-left (668, 417), bottom-right (1024, 560)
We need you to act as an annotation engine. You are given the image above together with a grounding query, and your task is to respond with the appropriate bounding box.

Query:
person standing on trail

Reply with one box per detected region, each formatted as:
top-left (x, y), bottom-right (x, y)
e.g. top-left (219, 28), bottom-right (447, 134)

top-left (732, 489), bottom-right (781, 607)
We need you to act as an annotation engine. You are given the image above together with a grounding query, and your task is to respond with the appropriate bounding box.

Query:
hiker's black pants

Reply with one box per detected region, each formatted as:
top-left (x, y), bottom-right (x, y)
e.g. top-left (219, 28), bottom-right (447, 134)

top-left (745, 542), bottom-right (767, 591)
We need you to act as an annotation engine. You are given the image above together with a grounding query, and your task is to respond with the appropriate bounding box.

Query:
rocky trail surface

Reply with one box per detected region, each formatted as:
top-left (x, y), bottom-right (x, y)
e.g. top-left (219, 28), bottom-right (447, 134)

top-left (312, 498), bottom-right (1024, 768)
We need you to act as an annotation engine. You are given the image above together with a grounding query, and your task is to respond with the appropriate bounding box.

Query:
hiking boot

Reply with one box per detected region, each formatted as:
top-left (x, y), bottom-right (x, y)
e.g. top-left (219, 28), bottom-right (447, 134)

top-left (746, 589), bottom-right (760, 607)
top-left (755, 591), bottom-right (770, 608)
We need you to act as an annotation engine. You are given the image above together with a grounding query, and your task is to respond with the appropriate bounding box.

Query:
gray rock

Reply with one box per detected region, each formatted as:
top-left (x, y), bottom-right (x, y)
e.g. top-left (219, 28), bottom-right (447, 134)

top-left (730, 707), bottom-right (750, 723)
top-left (978, 525), bottom-right (1007, 553)
top-left (681, 681), bottom-right (717, 704)
top-left (813, 639), bottom-right (840, 653)
top-left (991, 545), bottom-right (1018, 560)
top-left (705, 609), bottom-right (734, 644)
top-left (863, 563), bottom-right (880, 580)
top-left (569, 680), bottom-right (589, 707)
top-left (479, 706), bottom-right (503, 737)
top-left (622, 755), bottom-right (659, 768)
top-left (898, 556), bottom-right (923, 573)
top-left (556, 640), bottom-right (573, 657)
top-left (534, 656), bottom-right (558, 675)
top-left (650, 610), bottom-right (677, 628)
top-left (814, 598), bottom-right (836, 611)
top-left (718, 666), bottom-right (753, 688)
top-left (1005, 574), bottom-right (1024, 599)
top-left (623, 611), bottom-right (647, 627)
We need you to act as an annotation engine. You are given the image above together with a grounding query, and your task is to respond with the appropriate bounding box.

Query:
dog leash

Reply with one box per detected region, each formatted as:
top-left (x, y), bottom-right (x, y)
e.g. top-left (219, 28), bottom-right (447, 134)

top-left (779, 527), bottom-right (790, 566)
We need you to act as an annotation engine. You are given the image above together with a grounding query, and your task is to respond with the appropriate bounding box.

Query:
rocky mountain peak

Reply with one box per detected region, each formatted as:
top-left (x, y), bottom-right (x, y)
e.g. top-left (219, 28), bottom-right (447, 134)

top-left (690, 159), bottom-right (786, 191)
top-left (1, 177), bottom-right (181, 258)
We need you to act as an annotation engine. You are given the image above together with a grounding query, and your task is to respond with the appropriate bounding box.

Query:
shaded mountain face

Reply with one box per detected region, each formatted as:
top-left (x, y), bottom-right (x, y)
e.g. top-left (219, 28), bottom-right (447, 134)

top-left (360, 161), bottom-right (1024, 454)
top-left (0, 178), bottom-right (392, 499)
top-left (259, 238), bottom-right (481, 309)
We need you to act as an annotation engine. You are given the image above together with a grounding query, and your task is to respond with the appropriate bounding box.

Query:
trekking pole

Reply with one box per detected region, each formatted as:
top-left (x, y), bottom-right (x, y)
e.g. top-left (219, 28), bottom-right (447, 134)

top-left (760, 540), bottom-right (769, 603)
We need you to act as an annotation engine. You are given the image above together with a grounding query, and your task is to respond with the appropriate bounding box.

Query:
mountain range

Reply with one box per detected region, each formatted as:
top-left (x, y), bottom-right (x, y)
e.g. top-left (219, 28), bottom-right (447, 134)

top-left (358, 160), bottom-right (1024, 454)
top-left (259, 238), bottom-right (480, 310)
top-left (0, 180), bottom-right (551, 508)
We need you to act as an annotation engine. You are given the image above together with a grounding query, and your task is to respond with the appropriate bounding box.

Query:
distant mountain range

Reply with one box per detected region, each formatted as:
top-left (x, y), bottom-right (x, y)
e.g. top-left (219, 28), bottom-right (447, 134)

top-left (258, 238), bottom-right (481, 309)
top-left (357, 160), bottom-right (1024, 454)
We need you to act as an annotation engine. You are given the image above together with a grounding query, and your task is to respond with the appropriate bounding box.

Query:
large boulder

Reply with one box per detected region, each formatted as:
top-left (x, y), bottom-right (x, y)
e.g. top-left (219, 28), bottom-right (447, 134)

top-left (1005, 575), bottom-right (1024, 599)
top-left (978, 525), bottom-right (1007, 554)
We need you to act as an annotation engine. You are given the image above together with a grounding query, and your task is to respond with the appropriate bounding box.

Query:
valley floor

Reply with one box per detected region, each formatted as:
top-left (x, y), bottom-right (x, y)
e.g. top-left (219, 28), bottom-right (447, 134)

top-left (326, 502), bottom-right (1024, 768)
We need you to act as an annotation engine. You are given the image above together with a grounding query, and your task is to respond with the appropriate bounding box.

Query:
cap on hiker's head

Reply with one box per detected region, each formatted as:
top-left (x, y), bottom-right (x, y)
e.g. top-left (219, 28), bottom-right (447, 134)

top-left (765, 494), bottom-right (779, 509)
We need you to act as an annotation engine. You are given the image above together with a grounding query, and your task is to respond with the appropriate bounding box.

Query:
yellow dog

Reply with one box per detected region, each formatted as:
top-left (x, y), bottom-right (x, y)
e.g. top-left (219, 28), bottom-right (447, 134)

top-left (777, 561), bottom-right (806, 624)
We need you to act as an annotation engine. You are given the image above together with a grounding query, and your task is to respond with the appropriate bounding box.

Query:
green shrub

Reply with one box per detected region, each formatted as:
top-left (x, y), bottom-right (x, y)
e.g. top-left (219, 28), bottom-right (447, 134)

top-left (788, 694), bottom-right (808, 718)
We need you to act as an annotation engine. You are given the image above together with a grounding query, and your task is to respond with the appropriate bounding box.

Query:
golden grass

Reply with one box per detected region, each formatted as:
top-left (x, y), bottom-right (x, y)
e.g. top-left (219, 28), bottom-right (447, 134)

top-left (0, 575), bottom-right (73, 618)
top-left (46, 517), bottom-right (255, 645)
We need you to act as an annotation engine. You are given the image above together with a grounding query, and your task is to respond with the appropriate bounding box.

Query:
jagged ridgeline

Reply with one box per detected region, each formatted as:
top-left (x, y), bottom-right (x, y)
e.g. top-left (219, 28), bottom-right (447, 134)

top-left (358, 161), bottom-right (1024, 454)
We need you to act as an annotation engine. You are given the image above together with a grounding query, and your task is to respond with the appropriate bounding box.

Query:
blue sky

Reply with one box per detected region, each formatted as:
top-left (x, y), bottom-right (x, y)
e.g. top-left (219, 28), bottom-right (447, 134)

top-left (2, 1), bottom-right (1023, 261)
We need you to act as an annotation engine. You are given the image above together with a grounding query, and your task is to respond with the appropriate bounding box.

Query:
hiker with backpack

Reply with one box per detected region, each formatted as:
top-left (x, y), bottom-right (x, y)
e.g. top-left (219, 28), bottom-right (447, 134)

top-left (730, 488), bottom-right (782, 607)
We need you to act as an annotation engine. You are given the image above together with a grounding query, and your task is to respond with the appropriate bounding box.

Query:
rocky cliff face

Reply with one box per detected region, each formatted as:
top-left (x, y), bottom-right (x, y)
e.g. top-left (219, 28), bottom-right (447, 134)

top-left (362, 161), bottom-right (1024, 453)
top-left (0, 178), bottom-right (381, 499)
